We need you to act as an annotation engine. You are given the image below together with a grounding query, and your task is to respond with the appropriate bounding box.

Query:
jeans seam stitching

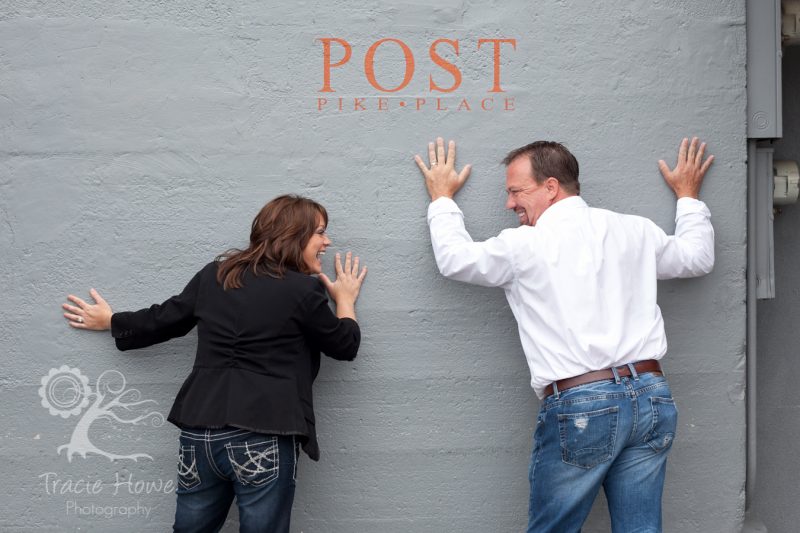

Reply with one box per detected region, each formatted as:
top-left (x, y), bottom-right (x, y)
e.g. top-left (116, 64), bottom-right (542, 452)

top-left (292, 435), bottom-right (298, 481)
top-left (180, 428), bottom-right (251, 441)
top-left (205, 433), bottom-right (227, 480)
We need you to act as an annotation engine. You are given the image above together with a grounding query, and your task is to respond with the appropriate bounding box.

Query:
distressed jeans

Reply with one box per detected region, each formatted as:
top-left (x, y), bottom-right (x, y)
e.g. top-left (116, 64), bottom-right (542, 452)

top-left (527, 370), bottom-right (677, 533)
top-left (174, 427), bottom-right (298, 533)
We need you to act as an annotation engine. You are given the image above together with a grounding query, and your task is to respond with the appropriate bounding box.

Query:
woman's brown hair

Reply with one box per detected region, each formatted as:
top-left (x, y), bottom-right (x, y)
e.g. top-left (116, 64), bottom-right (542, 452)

top-left (216, 195), bottom-right (328, 289)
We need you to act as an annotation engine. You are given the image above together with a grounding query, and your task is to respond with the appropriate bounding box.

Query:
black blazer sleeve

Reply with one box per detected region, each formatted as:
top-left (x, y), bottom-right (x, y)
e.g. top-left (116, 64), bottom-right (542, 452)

top-left (300, 281), bottom-right (361, 361)
top-left (110, 268), bottom-right (203, 351)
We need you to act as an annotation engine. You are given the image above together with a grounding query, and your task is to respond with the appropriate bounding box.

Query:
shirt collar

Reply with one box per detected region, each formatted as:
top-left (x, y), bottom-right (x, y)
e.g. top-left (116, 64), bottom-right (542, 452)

top-left (535, 195), bottom-right (587, 226)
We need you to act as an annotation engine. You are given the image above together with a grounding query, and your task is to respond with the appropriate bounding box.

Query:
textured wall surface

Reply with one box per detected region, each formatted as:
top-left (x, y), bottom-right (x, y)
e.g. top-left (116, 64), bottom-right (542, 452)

top-left (1, 1), bottom-right (747, 531)
top-left (752, 44), bottom-right (800, 533)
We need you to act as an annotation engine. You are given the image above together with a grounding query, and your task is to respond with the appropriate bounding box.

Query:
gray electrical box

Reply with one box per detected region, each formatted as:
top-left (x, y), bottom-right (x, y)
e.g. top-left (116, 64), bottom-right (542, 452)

top-left (747, 0), bottom-right (783, 139)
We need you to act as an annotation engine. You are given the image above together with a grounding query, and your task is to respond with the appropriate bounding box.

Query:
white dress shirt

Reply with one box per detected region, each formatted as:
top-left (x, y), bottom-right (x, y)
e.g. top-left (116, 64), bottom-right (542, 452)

top-left (427, 195), bottom-right (714, 398)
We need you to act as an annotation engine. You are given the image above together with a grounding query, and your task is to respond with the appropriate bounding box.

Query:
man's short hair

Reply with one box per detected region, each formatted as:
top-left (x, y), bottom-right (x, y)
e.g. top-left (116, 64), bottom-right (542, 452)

top-left (502, 141), bottom-right (580, 195)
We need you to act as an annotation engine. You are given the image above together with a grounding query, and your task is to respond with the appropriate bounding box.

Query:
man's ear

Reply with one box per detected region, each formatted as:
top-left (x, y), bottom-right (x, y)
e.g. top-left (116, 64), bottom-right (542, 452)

top-left (545, 177), bottom-right (560, 199)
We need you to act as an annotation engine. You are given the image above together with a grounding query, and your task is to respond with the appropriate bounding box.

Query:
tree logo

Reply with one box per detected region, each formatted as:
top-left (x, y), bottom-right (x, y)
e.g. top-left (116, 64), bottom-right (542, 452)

top-left (39, 365), bottom-right (165, 462)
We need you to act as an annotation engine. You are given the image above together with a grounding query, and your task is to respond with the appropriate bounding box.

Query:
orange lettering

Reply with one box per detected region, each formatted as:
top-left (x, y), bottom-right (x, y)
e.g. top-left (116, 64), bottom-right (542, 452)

top-left (317, 98), bottom-right (328, 110)
top-left (429, 39), bottom-right (462, 93)
top-left (477, 39), bottom-right (516, 92)
top-left (319, 38), bottom-right (352, 93)
top-left (365, 38), bottom-right (415, 93)
top-left (354, 98), bottom-right (366, 110)
top-left (456, 98), bottom-right (471, 111)
top-left (416, 98), bottom-right (427, 110)
top-left (504, 97), bottom-right (515, 111)
top-left (481, 97), bottom-right (494, 111)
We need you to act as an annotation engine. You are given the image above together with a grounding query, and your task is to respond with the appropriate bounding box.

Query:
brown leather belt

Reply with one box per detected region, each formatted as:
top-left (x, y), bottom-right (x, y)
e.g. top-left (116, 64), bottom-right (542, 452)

top-left (543, 359), bottom-right (663, 398)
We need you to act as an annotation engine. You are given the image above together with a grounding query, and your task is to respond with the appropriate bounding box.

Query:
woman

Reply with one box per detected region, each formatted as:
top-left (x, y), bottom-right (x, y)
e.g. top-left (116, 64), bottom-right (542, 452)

top-left (62, 195), bottom-right (367, 533)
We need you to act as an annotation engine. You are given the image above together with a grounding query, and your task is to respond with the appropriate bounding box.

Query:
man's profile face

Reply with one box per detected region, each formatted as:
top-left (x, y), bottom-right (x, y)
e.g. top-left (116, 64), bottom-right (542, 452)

top-left (505, 156), bottom-right (551, 226)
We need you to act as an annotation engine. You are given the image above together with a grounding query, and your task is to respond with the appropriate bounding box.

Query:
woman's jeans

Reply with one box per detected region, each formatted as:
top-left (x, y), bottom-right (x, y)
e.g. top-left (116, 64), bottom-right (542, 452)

top-left (173, 428), bottom-right (298, 533)
top-left (527, 370), bottom-right (678, 533)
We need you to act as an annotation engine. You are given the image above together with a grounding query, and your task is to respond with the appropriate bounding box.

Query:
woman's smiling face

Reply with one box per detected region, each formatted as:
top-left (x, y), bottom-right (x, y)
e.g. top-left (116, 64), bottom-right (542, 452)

top-left (302, 215), bottom-right (331, 274)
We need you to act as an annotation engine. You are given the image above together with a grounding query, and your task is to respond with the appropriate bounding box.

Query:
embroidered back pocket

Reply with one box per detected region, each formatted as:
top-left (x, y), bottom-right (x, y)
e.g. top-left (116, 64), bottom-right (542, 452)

top-left (178, 445), bottom-right (201, 490)
top-left (226, 436), bottom-right (279, 487)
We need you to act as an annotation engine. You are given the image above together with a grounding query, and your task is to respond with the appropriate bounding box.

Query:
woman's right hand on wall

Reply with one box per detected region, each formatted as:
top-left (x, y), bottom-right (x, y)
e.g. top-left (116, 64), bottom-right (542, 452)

top-left (319, 252), bottom-right (367, 320)
top-left (62, 288), bottom-right (113, 331)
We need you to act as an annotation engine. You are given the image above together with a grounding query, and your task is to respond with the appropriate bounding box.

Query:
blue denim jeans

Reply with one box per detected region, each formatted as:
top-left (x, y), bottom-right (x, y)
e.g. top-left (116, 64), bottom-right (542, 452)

top-left (527, 370), bottom-right (677, 533)
top-left (173, 427), bottom-right (299, 533)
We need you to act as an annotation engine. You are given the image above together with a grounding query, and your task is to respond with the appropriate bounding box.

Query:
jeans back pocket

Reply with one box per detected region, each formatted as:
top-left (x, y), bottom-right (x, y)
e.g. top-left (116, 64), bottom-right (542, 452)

top-left (645, 396), bottom-right (677, 453)
top-left (225, 436), bottom-right (280, 487)
top-left (177, 444), bottom-right (201, 491)
top-left (558, 406), bottom-right (619, 469)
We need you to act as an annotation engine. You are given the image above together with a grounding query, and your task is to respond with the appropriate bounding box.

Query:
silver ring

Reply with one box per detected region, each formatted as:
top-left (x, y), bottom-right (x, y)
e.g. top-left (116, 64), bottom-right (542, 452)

top-left (77, 316), bottom-right (84, 324)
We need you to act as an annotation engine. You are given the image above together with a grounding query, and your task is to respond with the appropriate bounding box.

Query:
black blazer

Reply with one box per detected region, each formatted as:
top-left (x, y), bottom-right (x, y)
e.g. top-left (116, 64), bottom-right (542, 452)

top-left (110, 261), bottom-right (360, 460)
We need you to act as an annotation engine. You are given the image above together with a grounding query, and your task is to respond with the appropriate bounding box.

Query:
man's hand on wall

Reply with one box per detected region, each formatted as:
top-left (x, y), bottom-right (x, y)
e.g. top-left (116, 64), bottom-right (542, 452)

top-left (658, 136), bottom-right (715, 199)
top-left (415, 137), bottom-right (472, 201)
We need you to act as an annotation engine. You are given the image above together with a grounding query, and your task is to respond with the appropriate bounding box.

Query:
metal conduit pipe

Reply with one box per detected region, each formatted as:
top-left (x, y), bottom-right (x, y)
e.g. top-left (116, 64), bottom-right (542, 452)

top-left (743, 139), bottom-right (767, 533)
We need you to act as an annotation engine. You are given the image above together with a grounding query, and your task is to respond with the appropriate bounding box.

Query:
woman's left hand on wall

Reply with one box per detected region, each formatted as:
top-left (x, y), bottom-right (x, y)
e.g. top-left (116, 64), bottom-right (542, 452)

top-left (62, 288), bottom-right (113, 330)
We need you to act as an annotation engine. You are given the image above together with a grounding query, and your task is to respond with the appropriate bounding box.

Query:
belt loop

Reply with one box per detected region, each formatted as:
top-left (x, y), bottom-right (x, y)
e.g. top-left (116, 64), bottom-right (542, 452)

top-left (628, 363), bottom-right (639, 381)
top-left (552, 381), bottom-right (560, 399)
top-left (611, 366), bottom-right (621, 384)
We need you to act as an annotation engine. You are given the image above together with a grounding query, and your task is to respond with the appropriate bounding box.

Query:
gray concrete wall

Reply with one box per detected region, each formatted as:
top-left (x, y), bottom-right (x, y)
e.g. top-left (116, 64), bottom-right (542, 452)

top-left (1, 1), bottom-right (747, 531)
top-left (752, 44), bottom-right (800, 533)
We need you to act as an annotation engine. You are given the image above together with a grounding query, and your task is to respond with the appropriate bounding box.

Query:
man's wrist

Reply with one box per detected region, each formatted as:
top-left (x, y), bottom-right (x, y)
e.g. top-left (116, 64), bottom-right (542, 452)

top-left (672, 185), bottom-right (700, 199)
top-left (675, 192), bottom-right (699, 200)
top-left (430, 193), bottom-right (454, 202)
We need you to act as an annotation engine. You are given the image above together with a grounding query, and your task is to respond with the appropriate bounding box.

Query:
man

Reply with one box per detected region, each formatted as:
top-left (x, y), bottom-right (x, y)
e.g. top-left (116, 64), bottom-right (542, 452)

top-left (414, 137), bottom-right (714, 532)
